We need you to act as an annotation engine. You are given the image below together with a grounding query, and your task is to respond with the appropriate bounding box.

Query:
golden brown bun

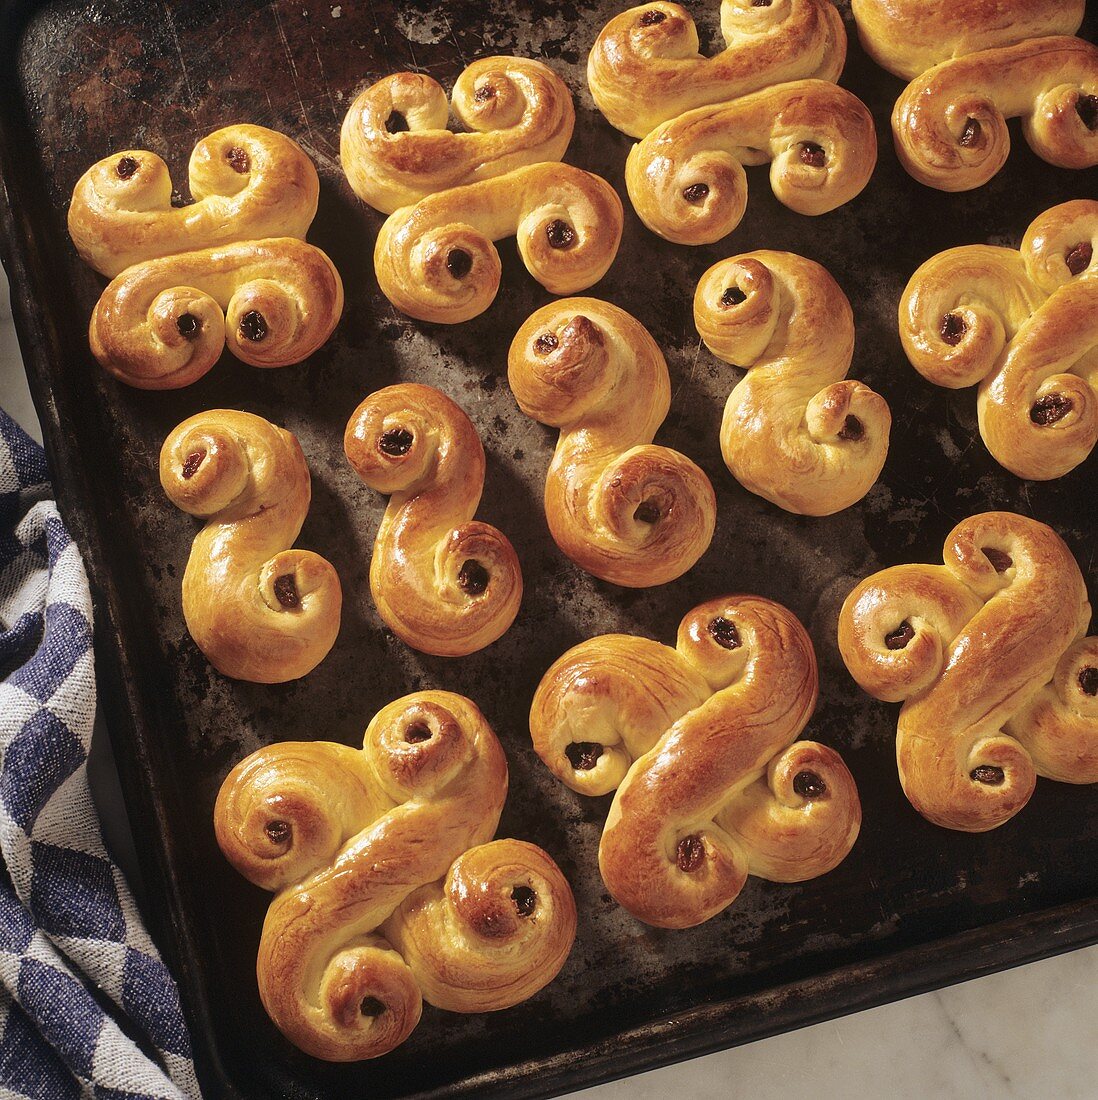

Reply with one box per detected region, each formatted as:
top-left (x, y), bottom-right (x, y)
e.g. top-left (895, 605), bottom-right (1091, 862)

top-left (899, 200), bottom-right (1098, 479)
top-left (508, 298), bottom-right (716, 587)
top-left (851, 0), bottom-right (1085, 80)
top-left (89, 238), bottom-right (344, 389)
top-left (695, 251), bottom-right (890, 514)
top-left (68, 124), bottom-right (319, 277)
top-left (588, 0), bottom-right (846, 138)
top-left (160, 410), bottom-right (341, 683)
top-left (838, 512), bottom-right (1097, 832)
top-left (214, 691), bottom-right (577, 1061)
top-left (340, 58), bottom-right (575, 214)
top-left (531, 596), bottom-right (861, 928)
top-left (892, 36), bottom-right (1098, 192)
top-left (626, 80), bottom-right (876, 246)
top-left (343, 384), bottom-right (522, 657)
top-left (374, 163), bottom-right (624, 324)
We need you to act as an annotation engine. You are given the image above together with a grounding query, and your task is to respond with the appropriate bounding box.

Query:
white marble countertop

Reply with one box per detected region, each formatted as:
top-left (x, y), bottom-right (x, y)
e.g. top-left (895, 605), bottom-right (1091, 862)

top-left (1, 264), bottom-right (1095, 1099)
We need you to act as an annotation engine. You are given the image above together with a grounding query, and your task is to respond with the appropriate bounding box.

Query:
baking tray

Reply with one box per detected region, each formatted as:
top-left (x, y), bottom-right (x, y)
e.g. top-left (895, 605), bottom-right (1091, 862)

top-left (1, 1), bottom-right (1096, 1095)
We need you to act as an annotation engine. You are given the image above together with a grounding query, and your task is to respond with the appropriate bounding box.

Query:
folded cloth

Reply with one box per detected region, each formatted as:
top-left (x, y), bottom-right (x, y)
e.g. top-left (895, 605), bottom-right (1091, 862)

top-left (0, 409), bottom-right (199, 1099)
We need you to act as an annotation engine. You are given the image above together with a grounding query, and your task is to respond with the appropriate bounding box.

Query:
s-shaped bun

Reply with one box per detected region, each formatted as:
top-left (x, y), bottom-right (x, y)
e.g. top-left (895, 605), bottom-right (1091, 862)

top-left (695, 250), bottom-right (890, 514)
top-left (160, 410), bottom-right (341, 683)
top-left (374, 162), bottom-right (624, 324)
top-left (839, 512), bottom-right (1097, 831)
top-left (344, 384), bottom-right (522, 656)
top-left (215, 691), bottom-right (576, 1060)
top-left (340, 57), bottom-right (574, 213)
top-left (626, 80), bottom-right (876, 246)
top-left (531, 595), bottom-right (860, 927)
top-left (508, 298), bottom-right (715, 587)
top-left (892, 36), bottom-right (1098, 191)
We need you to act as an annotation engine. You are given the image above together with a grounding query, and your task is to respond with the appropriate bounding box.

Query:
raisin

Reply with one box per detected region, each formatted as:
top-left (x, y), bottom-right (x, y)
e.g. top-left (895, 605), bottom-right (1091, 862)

top-left (800, 142), bottom-right (826, 168)
top-left (676, 835), bottom-right (705, 872)
top-left (239, 310), bottom-right (268, 342)
top-left (226, 146), bottom-right (250, 173)
top-left (940, 312), bottom-right (967, 346)
top-left (378, 427), bottom-right (414, 456)
top-left (446, 248), bottom-right (472, 278)
top-left (885, 621), bottom-right (915, 650)
top-left (274, 574), bottom-right (299, 608)
top-left (793, 770), bottom-right (826, 798)
top-left (458, 560), bottom-right (489, 595)
top-left (546, 219), bottom-right (576, 249)
top-left (511, 886), bottom-right (537, 917)
top-left (708, 616), bottom-right (740, 650)
top-left (181, 450), bottom-right (206, 479)
top-left (565, 742), bottom-right (603, 771)
top-left (1030, 394), bottom-right (1073, 425)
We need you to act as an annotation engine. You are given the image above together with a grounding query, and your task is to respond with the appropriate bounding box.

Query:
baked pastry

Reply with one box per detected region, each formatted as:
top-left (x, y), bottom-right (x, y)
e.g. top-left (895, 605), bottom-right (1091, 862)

top-left (507, 298), bottom-right (715, 587)
top-left (531, 595), bottom-right (860, 927)
top-left (340, 57), bottom-right (575, 214)
top-left (344, 384), bottom-right (522, 656)
top-left (90, 238), bottom-right (344, 389)
top-left (374, 162), bottom-right (624, 324)
top-left (900, 199), bottom-right (1098, 479)
top-left (626, 80), bottom-right (876, 246)
top-left (892, 36), bottom-right (1098, 191)
top-left (695, 251), bottom-right (890, 514)
top-left (160, 410), bottom-right (341, 683)
top-left (588, 0), bottom-right (846, 138)
top-left (68, 124), bottom-right (320, 277)
top-left (839, 512), bottom-right (1097, 832)
top-left (851, 0), bottom-right (1084, 80)
top-left (214, 690), bottom-right (577, 1060)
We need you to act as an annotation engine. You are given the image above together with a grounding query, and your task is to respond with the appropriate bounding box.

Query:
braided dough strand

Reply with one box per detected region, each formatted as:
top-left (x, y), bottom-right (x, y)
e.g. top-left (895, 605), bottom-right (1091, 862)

top-left (68, 124), bottom-right (320, 277)
top-left (340, 58), bottom-right (575, 213)
top-left (588, 0), bottom-right (846, 138)
top-left (344, 384), bottom-right (522, 656)
top-left (90, 238), bottom-right (344, 389)
top-left (374, 162), bottom-right (623, 324)
top-left (696, 251), bottom-right (890, 515)
top-left (851, 0), bottom-right (1085, 80)
top-left (215, 692), bottom-right (575, 1061)
top-left (531, 596), bottom-right (860, 928)
top-left (892, 36), bottom-right (1098, 192)
top-left (626, 80), bottom-right (876, 245)
top-left (160, 410), bottom-right (341, 683)
top-left (508, 298), bottom-right (715, 587)
top-left (839, 512), bottom-right (1096, 831)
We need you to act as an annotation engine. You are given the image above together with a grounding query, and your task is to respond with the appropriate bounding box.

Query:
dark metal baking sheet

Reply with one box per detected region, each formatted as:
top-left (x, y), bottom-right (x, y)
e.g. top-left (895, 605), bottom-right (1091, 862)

top-left (1, 1), bottom-right (1096, 1096)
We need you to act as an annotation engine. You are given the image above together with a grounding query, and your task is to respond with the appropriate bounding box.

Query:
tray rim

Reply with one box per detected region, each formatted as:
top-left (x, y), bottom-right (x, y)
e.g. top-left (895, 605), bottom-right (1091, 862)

top-left (1, 2), bottom-right (1096, 1096)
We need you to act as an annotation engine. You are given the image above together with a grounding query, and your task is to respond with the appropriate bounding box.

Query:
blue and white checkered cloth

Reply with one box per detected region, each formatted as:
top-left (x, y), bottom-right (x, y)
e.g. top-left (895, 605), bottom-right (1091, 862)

top-left (0, 408), bottom-right (199, 1099)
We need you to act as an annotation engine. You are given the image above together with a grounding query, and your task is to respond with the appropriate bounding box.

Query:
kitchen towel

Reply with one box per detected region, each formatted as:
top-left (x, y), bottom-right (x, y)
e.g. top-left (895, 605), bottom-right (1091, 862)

top-left (0, 408), bottom-right (199, 1099)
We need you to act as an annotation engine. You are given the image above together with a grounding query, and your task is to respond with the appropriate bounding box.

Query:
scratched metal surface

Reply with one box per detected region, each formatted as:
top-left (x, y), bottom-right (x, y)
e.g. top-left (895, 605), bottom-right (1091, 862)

top-left (3, 0), bottom-right (1098, 1096)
